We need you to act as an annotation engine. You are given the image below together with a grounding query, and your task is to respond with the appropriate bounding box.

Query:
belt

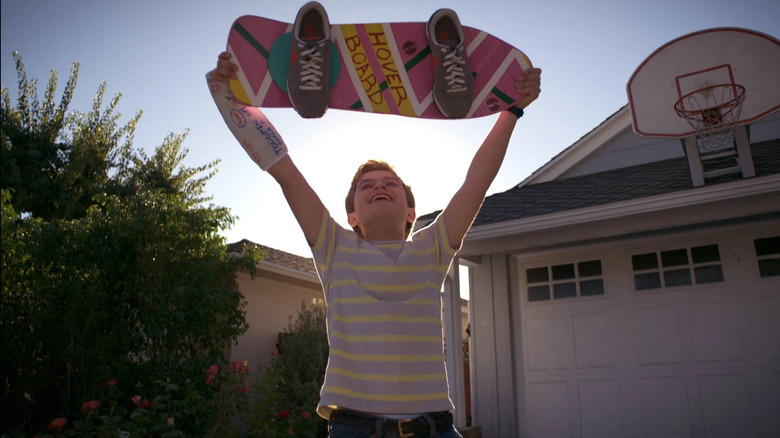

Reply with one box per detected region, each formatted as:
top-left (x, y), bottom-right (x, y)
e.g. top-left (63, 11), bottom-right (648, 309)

top-left (329, 409), bottom-right (453, 437)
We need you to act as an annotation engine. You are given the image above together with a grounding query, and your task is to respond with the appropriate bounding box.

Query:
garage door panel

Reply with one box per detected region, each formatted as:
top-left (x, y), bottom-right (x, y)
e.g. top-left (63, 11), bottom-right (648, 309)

top-left (697, 374), bottom-right (754, 437)
top-left (640, 376), bottom-right (693, 437)
top-left (689, 301), bottom-right (744, 362)
top-left (573, 313), bottom-right (618, 369)
top-left (578, 379), bottom-right (624, 438)
top-left (526, 381), bottom-right (572, 438)
top-left (526, 316), bottom-right (575, 371)
top-left (745, 296), bottom-right (780, 361)
top-left (751, 370), bottom-right (780, 438)
top-left (634, 306), bottom-right (685, 365)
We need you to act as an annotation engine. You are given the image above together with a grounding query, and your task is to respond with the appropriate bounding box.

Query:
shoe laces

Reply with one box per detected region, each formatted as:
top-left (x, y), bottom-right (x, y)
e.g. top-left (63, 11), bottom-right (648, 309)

top-left (440, 46), bottom-right (468, 93)
top-left (297, 42), bottom-right (326, 91)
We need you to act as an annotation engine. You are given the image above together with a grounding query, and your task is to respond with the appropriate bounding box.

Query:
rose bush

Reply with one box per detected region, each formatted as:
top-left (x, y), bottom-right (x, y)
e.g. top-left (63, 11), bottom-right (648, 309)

top-left (244, 302), bottom-right (329, 437)
top-left (8, 302), bottom-right (328, 437)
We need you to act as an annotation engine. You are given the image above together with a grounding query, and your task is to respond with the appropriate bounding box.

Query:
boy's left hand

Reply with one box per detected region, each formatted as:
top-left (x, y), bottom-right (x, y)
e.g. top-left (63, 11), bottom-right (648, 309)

top-left (514, 68), bottom-right (542, 109)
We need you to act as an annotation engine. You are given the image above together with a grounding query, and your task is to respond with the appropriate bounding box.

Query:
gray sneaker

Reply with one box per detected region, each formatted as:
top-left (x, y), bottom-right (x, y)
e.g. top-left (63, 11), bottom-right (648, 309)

top-left (426, 8), bottom-right (474, 119)
top-left (288, 1), bottom-right (331, 118)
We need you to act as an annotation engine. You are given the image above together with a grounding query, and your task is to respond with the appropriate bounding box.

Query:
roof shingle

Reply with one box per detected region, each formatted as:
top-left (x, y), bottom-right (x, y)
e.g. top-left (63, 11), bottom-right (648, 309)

top-left (419, 139), bottom-right (779, 227)
top-left (227, 239), bottom-right (317, 274)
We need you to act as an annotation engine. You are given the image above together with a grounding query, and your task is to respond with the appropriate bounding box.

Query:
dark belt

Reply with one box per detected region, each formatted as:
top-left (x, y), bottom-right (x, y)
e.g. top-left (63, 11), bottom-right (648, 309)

top-left (329, 409), bottom-right (453, 437)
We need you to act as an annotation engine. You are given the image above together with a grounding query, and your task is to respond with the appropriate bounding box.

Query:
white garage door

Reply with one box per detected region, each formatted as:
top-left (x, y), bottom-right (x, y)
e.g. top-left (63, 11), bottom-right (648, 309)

top-left (514, 232), bottom-right (780, 438)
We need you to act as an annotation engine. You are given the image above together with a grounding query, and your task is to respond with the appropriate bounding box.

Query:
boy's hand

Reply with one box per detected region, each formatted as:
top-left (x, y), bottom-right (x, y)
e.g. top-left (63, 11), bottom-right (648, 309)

top-left (514, 68), bottom-right (542, 109)
top-left (213, 52), bottom-right (239, 82)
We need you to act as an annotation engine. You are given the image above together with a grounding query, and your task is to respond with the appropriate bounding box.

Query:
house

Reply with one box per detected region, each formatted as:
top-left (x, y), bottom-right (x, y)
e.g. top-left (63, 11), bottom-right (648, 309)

top-left (418, 104), bottom-right (780, 436)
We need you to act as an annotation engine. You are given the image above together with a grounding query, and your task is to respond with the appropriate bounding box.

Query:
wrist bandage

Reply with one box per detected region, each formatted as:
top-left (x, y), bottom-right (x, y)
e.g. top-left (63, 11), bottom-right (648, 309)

top-left (206, 70), bottom-right (288, 171)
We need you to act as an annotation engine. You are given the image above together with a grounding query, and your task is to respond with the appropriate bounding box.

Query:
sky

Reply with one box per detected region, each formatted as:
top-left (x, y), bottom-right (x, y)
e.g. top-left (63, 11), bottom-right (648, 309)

top-left (2, 0), bottom-right (779, 260)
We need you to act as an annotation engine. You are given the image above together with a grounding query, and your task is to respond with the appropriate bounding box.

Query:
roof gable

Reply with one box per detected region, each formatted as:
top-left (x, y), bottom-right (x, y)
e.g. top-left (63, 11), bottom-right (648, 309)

top-left (518, 106), bottom-right (631, 187)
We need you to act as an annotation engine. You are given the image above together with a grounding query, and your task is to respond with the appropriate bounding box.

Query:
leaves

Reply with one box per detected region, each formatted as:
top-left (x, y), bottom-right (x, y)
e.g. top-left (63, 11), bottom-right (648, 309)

top-left (1, 54), bottom-right (253, 436)
top-left (246, 302), bottom-right (328, 437)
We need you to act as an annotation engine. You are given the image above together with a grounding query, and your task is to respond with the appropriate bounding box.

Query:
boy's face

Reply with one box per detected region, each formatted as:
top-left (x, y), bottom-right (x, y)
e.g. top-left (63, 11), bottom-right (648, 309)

top-left (347, 170), bottom-right (415, 238)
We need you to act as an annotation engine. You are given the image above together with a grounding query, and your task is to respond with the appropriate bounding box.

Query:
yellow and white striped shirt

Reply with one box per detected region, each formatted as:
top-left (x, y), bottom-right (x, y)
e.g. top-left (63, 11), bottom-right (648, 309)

top-left (312, 209), bottom-right (458, 418)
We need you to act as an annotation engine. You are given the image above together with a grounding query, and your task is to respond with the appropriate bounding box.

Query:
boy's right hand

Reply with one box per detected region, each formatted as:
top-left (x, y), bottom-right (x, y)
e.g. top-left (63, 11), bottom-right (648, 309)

top-left (212, 52), bottom-right (239, 82)
top-left (206, 52), bottom-right (288, 171)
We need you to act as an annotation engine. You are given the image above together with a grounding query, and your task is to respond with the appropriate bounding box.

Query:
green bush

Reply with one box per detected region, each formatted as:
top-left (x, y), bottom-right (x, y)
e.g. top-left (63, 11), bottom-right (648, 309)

top-left (245, 302), bottom-right (329, 438)
top-left (1, 52), bottom-right (328, 438)
top-left (1, 53), bottom-right (259, 437)
top-left (27, 361), bottom-right (254, 438)
top-left (16, 302), bottom-right (329, 438)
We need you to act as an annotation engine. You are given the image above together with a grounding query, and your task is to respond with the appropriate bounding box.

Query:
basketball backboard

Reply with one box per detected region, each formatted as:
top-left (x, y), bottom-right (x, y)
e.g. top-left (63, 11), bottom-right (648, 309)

top-left (627, 28), bottom-right (780, 138)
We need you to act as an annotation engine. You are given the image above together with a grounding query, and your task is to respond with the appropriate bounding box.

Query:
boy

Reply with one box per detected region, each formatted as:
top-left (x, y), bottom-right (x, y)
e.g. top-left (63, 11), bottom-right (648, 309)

top-left (209, 48), bottom-right (541, 437)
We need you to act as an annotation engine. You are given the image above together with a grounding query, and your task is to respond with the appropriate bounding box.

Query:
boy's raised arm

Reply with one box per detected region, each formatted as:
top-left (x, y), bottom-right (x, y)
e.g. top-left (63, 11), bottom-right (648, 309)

top-left (267, 157), bottom-right (324, 246)
top-left (208, 52), bottom-right (324, 246)
top-left (442, 68), bottom-right (542, 249)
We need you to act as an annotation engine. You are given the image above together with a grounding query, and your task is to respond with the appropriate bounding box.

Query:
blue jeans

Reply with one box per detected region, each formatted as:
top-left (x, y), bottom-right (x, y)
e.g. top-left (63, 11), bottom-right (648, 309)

top-left (328, 410), bottom-right (463, 438)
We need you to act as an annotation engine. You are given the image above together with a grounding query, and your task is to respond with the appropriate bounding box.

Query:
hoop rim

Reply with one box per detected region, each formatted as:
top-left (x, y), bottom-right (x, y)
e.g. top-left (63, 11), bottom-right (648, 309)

top-left (673, 83), bottom-right (746, 118)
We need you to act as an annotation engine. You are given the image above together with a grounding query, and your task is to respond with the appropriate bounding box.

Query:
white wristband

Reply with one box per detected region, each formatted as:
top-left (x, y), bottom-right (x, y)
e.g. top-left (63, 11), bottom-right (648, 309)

top-left (206, 70), bottom-right (288, 171)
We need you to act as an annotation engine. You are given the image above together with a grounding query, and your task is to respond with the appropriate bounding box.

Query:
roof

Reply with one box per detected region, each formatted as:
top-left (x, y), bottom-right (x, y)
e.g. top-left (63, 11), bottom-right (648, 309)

top-left (418, 139), bottom-right (780, 227)
top-left (517, 106), bottom-right (630, 187)
top-left (227, 239), bottom-right (317, 275)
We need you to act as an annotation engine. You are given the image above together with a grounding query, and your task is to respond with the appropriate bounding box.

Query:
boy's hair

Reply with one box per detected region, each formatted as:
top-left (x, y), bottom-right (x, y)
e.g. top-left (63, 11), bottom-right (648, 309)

top-left (345, 160), bottom-right (416, 239)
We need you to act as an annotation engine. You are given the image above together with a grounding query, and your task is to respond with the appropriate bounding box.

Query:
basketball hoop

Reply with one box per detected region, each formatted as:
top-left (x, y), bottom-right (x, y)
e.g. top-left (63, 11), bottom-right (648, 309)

top-left (674, 84), bottom-right (746, 152)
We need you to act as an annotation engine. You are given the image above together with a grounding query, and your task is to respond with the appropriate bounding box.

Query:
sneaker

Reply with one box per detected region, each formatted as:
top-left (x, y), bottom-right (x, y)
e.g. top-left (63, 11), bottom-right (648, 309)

top-left (426, 8), bottom-right (474, 118)
top-left (288, 1), bottom-right (331, 118)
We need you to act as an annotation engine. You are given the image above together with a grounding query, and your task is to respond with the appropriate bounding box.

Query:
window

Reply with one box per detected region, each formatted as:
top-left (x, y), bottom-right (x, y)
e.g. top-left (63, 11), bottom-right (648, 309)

top-left (526, 259), bottom-right (605, 302)
top-left (632, 244), bottom-right (724, 291)
top-left (754, 236), bottom-right (780, 278)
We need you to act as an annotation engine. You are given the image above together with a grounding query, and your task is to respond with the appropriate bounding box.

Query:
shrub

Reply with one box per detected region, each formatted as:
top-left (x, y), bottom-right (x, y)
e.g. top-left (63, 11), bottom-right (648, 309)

top-left (245, 301), bottom-right (329, 438)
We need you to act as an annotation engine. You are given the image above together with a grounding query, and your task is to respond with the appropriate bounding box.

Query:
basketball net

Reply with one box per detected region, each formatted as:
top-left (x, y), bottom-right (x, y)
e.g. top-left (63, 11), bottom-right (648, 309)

top-left (674, 84), bottom-right (746, 152)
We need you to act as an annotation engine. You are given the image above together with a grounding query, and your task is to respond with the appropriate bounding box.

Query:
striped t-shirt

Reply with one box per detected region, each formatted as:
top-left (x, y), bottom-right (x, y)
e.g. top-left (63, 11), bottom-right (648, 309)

top-left (311, 209), bottom-right (458, 418)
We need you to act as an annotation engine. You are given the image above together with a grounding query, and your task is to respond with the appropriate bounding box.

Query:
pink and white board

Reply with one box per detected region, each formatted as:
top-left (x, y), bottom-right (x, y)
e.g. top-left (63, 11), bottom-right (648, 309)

top-left (226, 15), bottom-right (532, 119)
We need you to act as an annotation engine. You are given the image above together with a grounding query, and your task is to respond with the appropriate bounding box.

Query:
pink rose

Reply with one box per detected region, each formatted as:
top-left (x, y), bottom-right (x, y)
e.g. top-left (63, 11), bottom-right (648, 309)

top-left (207, 365), bottom-right (219, 376)
top-left (232, 361), bottom-right (249, 373)
top-left (167, 417), bottom-right (175, 426)
top-left (236, 385), bottom-right (251, 394)
top-left (106, 378), bottom-right (118, 388)
top-left (48, 417), bottom-right (67, 432)
top-left (131, 395), bottom-right (141, 404)
top-left (82, 400), bottom-right (100, 415)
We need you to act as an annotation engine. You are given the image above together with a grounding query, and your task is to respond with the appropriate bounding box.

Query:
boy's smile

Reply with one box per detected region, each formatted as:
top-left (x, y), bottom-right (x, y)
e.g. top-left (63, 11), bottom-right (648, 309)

top-left (369, 192), bottom-right (392, 203)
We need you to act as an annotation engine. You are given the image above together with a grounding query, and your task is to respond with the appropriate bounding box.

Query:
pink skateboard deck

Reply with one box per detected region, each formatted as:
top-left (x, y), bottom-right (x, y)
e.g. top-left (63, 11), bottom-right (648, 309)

top-left (226, 15), bottom-right (533, 119)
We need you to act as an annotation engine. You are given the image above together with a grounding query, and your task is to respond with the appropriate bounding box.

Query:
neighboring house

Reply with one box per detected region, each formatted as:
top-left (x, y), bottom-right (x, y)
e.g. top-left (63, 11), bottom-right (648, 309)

top-left (227, 240), bottom-right (321, 380)
top-left (418, 107), bottom-right (780, 436)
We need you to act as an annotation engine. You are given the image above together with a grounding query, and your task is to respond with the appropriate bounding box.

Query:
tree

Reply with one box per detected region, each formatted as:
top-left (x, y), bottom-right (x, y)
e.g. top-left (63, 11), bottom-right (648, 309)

top-left (1, 53), bottom-right (259, 436)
